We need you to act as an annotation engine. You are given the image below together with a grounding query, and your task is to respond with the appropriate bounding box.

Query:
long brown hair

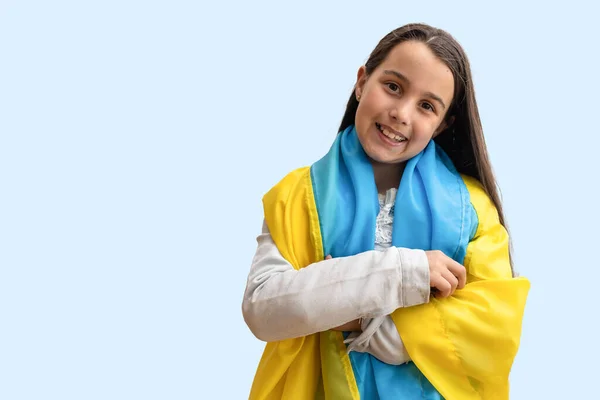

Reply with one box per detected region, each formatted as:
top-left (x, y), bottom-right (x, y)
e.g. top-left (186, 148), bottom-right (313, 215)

top-left (339, 23), bottom-right (514, 273)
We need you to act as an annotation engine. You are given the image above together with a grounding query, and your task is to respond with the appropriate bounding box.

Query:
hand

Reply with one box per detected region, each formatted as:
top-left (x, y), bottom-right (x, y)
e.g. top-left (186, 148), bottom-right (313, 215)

top-left (426, 250), bottom-right (466, 298)
top-left (324, 254), bottom-right (362, 332)
top-left (331, 319), bottom-right (362, 332)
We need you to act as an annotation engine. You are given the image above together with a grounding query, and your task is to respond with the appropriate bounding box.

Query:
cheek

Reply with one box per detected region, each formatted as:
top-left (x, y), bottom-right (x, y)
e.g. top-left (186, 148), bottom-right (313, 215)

top-left (354, 104), bottom-right (370, 134)
top-left (415, 120), bottom-right (440, 142)
top-left (356, 90), bottom-right (386, 125)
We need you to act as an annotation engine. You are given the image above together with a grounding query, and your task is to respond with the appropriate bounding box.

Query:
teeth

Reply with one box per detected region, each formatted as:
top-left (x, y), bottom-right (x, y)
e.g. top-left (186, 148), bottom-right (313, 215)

top-left (378, 125), bottom-right (405, 142)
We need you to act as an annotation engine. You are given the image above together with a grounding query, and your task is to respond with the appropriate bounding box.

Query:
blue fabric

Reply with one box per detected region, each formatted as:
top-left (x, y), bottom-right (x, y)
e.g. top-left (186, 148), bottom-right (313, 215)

top-left (310, 126), bottom-right (474, 399)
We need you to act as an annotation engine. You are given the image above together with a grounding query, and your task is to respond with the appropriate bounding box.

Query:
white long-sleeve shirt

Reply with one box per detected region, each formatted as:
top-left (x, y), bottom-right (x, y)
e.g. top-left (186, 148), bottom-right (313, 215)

top-left (242, 189), bottom-right (431, 365)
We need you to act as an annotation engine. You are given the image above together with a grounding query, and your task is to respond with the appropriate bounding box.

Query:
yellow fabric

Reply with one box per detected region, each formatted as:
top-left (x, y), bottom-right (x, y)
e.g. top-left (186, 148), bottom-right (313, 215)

top-left (249, 167), bottom-right (359, 400)
top-left (320, 331), bottom-right (360, 399)
top-left (391, 175), bottom-right (530, 399)
top-left (249, 168), bottom-right (530, 400)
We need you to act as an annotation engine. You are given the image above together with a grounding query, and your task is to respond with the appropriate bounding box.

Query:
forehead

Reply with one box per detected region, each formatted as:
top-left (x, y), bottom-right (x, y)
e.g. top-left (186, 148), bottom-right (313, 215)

top-left (376, 41), bottom-right (454, 103)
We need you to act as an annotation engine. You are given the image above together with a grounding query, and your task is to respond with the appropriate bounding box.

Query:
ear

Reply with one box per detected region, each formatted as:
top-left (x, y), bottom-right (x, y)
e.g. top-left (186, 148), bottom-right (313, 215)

top-left (433, 115), bottom-right (455, 138)
top-left (355, 66), bottom-right (367, 100)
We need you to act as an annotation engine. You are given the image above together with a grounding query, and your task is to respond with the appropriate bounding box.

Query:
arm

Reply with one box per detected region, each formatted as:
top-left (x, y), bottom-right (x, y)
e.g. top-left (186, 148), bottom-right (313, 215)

top-left (349, 250), bottom-right (470, 364)
top-left (242, 220), bottom-right (430, 342)
top-left (321, 254), bottom-right (410, 365)
top-left (390, 177), bottom-right (530, 399)
top-left (347, 315), bottom-right (411, 365)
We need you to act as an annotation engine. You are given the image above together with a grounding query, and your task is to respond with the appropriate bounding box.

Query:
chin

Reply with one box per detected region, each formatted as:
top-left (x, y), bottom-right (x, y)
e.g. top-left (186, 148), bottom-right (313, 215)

top-left (365, 150), bottom-right (403, 165)
top-left (377, 157), bottom-right (406, 165)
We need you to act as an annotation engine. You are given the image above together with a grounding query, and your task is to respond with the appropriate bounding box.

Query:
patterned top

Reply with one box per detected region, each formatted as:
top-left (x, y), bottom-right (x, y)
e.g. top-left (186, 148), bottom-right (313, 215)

top-left (375, 188), bottom-right (397, 251)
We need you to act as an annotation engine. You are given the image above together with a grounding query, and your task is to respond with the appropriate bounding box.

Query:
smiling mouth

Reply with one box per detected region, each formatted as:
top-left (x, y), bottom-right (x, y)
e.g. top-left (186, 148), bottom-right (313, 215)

top-left (375, 123), bottom-right (407, 143)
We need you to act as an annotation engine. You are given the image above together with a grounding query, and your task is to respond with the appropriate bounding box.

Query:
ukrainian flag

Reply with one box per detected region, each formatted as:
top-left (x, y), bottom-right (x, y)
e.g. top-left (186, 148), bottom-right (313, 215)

top-left (249, 126), bottom-right (529, 400)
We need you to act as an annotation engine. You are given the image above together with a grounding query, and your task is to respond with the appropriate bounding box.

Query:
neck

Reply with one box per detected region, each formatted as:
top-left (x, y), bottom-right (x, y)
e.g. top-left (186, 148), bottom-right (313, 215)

top-left (371, 160), bottom-right (405, 194)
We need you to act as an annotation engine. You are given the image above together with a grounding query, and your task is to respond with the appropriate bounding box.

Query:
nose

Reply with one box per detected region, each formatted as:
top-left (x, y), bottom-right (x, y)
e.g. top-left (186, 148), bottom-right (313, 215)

top-left (389, 99), bottom-right (411, 126)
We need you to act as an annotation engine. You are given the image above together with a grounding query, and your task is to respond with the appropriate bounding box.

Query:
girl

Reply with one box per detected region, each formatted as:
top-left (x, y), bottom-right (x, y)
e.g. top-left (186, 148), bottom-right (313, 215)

top-left (242, 23), bottom-right (529, 400)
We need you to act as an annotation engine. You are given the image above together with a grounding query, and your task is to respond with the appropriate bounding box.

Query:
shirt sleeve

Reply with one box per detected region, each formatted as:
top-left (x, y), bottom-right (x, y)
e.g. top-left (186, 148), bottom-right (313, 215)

top-left (242, 220), bottom-right (430, 342)
top-left (345, 316), bottom-right (411, 365)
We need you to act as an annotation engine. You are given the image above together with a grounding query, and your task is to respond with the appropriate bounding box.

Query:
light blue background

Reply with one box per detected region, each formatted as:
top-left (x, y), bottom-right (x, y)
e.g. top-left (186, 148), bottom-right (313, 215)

top-left (1, 1), bottom-right (598, 399)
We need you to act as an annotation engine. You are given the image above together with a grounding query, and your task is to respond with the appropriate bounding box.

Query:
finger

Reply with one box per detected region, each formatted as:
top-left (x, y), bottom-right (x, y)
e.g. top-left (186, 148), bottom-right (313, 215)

top-left (447, 259), bottom-right (467, 289)
top-left (441, 269), bottom-right (458, 295)
top-left (456, 268), bottom-right (466, 289)
top-left (433, 277), bottom-right (451, 298)
top-left (325, 255), bottom-right (332, 260)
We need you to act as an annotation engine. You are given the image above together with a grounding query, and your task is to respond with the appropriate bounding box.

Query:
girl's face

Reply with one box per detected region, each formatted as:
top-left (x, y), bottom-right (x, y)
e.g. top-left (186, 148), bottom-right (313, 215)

top-left (354, 40), bottom-right (455, 165)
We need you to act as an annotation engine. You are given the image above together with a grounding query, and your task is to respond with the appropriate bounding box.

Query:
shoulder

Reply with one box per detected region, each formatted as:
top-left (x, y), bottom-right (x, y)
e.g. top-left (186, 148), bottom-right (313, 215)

top-left (461, 174), bottom-right (500, 220)
top-left (460, 176), bottom-right (513, 279)
top-left (460, 174), bottom-right (502, 238)
top-left (263, 167), bottom-right (310, 202)
top-left (262, 166), bottom-right (322, 267)
top-left (461, 174), bottom-right (492, 211)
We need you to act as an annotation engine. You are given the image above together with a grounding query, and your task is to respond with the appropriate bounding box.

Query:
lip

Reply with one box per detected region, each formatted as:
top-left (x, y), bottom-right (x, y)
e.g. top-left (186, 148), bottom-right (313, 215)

top-left (375, 122), bottom-right (408, 147)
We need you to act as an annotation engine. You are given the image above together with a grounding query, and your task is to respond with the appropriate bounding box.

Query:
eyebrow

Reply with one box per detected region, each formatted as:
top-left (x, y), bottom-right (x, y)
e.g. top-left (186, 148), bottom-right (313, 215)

top-left (383, 69), bottom-right (447, 110)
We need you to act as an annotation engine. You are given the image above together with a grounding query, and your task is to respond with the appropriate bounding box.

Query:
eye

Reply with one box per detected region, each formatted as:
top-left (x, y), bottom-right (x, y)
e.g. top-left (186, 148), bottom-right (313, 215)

top-left (421, 102), bottom-right (435, 112)
top-left (386, 82), bottom-right (401, 93)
